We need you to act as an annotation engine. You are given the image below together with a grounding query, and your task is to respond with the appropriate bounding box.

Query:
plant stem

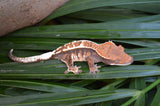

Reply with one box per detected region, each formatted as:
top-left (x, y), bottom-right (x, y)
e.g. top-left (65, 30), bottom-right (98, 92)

top-left (122, 78), bottom-right (160, 106)
top-left (121, 96), bottom-right (137, 106)
top-left (143, 78), bottom-right (160, 93)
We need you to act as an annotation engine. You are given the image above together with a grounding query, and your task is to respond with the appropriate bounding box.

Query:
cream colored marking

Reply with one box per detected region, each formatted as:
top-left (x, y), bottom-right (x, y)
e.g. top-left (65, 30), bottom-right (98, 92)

top-left (78, 53), bottom-right (81, 59)
top-left (110, 62), bottom-right (132, 66)
top-left (83, 54), bottom-right (86, 59)
top-left (40, 52), bottom-right (53, 59)
top-left (73, 54), bottom-right (78, 61)
top-left (80, 42), bottom-right (84, 46)
top-left (71, 53), bottom-right (74, 60)
top-left (78, 53), bottom-right (83, 61)
top-left (72, 41), bottom-right (77, 43)
top-left (55, 40), bottom-right (97, 52)
top-left (71, 53), bottom-right (77, 61)
top-left (67, 45), bottom-right (70, 49)
top-left (9, 49), bottom-right (54, 63)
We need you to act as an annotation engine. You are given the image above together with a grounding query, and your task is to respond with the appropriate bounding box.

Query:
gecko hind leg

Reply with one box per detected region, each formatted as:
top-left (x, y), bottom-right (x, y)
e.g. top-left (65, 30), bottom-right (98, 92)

top-left (62, 55), bottom-right (82, 74)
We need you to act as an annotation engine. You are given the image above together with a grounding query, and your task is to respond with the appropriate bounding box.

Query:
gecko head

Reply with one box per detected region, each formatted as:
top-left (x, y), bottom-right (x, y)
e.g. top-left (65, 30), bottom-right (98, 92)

top-left (109, 45), bottom-right (133, 66)
top-left (99, 41), bottom-right (133, 66)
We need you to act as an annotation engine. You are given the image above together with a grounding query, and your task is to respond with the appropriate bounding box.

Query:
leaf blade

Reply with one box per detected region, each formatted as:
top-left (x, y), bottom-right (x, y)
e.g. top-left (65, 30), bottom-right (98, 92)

top-left (0, 89), bottom-right (138, 106)
top-left (42, 0), bottom-right (160, 22)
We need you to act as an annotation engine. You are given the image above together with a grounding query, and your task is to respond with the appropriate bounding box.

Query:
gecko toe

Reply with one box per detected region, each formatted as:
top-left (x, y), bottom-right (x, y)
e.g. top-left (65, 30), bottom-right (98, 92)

top-left (74, 70), bottom-right (82, 74)
top-left (78, 70), bottom-right (82, 73)
top-left (89, 64), bottom-right (101, 74)
top-left (64, 70), bottom-right (69, 74)
top-left (89, 70), bottom-right (100, 74)
top-left (95, 64), bottom-right (101, 68)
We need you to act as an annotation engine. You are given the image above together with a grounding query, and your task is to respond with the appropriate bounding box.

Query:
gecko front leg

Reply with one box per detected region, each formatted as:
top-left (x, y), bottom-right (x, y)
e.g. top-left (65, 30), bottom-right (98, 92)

top-left (61, 54), bottom-right (82, 74)
top-left (86, 56), bottom-right (101, 74)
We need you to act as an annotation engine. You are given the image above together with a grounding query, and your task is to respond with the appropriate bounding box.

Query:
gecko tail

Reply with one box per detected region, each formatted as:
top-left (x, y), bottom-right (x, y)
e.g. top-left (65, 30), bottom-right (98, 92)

top-left (9, 49), bottom-right (54, 63)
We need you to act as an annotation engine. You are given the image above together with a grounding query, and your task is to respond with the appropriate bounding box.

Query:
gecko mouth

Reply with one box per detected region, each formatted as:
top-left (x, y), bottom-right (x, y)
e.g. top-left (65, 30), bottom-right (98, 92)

top-left (110, 62), bottom-right (132, 66)
top-left (110, 57), bottom-right (133, 66)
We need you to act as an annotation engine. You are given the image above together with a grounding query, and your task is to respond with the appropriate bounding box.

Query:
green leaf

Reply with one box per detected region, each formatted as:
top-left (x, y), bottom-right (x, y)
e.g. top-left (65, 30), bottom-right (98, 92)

top-left (117, 2), bottom-right (160, 14)
top-left (0, 37), bottom-right (72, 50)
top-left (0, 63), bottom-right (160, 79)
top-left (42, 0), bottom-right (160, 22)
top-left (150, 84), bottom-right (160, 106)
top-left (107, 14), bottom-right (160, 23)
top-left (66, 7), bottom-right (147, 22)
top-left (0, 89), bottom-right (139, 106)
top-left (129, 78), bottom-right (146, 106)
top-left (9, 22), bottom-right (160, 39)
top-left (0, 80), bottom-right (86, 93)
top-left (129, 78), bottom-right (146, 90)
top-left (101, 101), bottom-right (112, 106)
top-left (115, 40), bottom-right (160, 47)
top-left (0, 0), bottom-right (160, 105)
top-left (71, 80), bottom-right (96, 87)
top-left (101, 79), bottom-right (126, 90)
top-left (0, 94), bottom-right (11, 98)
top-left (127, 47), bottom-right (160, 61)
top-left (123, 79), bottom-right (160, 106)
top-left (134, 92), bottom-right (145, 106)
